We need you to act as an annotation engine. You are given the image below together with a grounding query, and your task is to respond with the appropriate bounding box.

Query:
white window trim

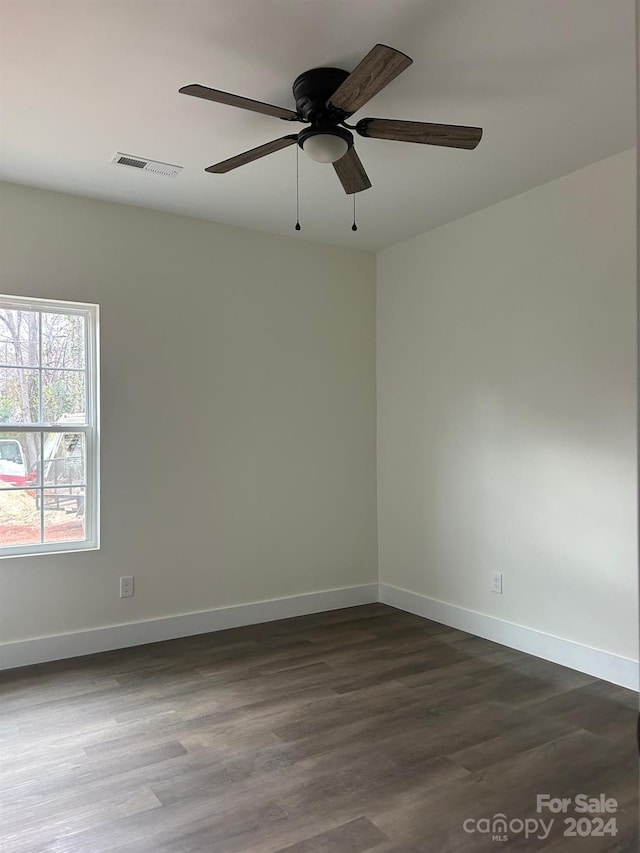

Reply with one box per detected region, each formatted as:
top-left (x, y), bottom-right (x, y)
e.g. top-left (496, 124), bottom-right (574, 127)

top-left (0, 294), bottom-right (100, 558)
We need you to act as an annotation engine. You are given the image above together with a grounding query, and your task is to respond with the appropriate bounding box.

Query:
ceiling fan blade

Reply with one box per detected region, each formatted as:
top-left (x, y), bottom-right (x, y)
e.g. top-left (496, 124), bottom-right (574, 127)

top-left (356, 118), bottom-right (483, 149)
top-left (333, 147), bottom-right (372, 194)
top-left (327, 44), bottom-right (412, 115)
top-left (205, 136), bottom-right (298, 173)
top-left (179, 84), bottom-right (299, 121)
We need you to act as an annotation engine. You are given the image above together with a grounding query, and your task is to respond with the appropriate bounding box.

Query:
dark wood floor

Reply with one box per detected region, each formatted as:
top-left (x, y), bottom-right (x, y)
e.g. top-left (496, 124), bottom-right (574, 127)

top-left (0, 604), bottom-right (637, 852)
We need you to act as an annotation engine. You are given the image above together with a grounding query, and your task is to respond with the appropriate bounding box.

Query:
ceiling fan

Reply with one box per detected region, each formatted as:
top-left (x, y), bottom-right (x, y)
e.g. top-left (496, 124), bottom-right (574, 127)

top-left (179, 44), bottom-right (483, 195)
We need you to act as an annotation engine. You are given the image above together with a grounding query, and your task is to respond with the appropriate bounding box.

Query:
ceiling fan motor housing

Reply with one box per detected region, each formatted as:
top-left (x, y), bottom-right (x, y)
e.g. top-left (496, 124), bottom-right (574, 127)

top-left (292, 67), bottom-right (350, 123)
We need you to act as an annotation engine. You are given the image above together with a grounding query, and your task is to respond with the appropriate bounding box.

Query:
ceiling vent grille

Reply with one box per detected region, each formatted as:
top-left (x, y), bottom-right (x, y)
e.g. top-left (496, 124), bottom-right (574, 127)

top-left (111, 153), bottom-right (182, 177)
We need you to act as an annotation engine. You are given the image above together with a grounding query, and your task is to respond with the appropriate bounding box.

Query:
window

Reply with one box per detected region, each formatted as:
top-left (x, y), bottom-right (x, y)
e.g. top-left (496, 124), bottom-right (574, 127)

top-left (0, 295), bottom-right (99, 557)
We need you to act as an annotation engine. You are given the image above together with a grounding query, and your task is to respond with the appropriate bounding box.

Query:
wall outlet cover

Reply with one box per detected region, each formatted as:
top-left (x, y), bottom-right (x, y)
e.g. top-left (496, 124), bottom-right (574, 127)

top-left (120, 576), bottom-right (134, 598)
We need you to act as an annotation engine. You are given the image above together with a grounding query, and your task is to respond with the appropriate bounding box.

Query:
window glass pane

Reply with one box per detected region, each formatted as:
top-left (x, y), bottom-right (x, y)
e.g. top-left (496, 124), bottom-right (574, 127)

top-left (41, 313), bottom-right (85, 370)
top-left (0, 309), bottom-right (40, 367)
top-left (42, 370), bottom-right (86, 424)
top-left (0, 488), bottom-right (41, 547)
top-left (0, 367), bottom-right (40, 423)
top-left (43, 488), bottom-right (85, 543)
top-left (42, 432), bottom-right (85, 487)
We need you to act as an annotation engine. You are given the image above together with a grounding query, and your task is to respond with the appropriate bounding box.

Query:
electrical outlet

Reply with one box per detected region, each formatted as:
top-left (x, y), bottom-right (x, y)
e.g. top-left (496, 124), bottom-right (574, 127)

top-left (120, 576), bottom-right (134, 598)
top-left (491, 572), bottom-right (503, 594)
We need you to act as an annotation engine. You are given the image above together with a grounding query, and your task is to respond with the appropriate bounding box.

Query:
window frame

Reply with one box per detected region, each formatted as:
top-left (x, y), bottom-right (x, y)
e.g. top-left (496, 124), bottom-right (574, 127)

top-left (0, 294), bottom-right (100, 558)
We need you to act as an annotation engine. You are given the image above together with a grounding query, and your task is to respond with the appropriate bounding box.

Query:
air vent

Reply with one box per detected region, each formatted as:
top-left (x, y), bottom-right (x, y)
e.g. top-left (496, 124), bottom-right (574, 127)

top-left (111, 153), bottom-right (182, 177)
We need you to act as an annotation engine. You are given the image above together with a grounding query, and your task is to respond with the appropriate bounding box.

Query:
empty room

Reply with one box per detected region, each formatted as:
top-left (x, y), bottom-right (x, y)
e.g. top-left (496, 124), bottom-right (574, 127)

top-left (0, 1), bottom-right (638, 851)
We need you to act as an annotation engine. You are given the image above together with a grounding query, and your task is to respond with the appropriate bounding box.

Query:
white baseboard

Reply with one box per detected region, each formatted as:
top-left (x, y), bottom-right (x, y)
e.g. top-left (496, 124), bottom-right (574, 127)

top-left (0, 584), bottom-right (379, 671)
top-left (3, 582), bottom-right (636, 691)
top-left (379, 583), bottom-right (639, 692)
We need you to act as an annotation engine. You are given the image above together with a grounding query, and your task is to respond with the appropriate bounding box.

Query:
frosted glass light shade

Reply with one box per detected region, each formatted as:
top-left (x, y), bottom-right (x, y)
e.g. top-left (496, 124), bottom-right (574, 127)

top-left (302, 133), bottom-right (349, 164)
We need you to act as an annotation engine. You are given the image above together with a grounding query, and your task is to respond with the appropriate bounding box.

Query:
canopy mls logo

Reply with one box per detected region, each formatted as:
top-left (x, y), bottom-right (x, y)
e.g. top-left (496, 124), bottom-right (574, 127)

top-left (462, 794), bottom-right (619, 842)
top-left (463, 814), bottom-right (553, 842)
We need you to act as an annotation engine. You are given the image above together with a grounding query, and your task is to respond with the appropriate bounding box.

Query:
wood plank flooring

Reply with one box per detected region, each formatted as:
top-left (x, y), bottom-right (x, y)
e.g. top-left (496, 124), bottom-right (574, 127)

top-left (0, 604), bottom-right (637, 852)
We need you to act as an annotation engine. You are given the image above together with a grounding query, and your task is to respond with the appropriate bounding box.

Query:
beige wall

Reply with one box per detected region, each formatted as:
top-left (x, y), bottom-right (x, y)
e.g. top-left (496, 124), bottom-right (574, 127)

top-left (0, 183), bottom-right (377, 643)
top-left (377, 149), bottom-right (638, 660)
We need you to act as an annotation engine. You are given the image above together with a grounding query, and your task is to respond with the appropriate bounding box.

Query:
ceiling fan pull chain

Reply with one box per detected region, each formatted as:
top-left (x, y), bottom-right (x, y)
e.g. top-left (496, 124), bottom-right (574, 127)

top-left (351, 193), bottom-right (358, 232)
top-left (295, 144), bottom-right (301, 231)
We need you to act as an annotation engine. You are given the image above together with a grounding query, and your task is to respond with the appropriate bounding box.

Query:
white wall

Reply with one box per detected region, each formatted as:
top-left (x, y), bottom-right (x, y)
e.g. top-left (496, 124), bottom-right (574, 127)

top-left (0, 183), bottom-right (377, 645)
top-left (377, 149), bottom-right (638, 661)
top-left (2, 150), bottom-right (637, 677)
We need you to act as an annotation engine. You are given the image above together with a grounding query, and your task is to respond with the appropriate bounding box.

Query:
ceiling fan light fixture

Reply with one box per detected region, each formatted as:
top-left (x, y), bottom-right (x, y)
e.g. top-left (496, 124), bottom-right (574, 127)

top-left (303, 134), bottom-right (348, 164)
top-left (299, 127), bottom-right (352, 164)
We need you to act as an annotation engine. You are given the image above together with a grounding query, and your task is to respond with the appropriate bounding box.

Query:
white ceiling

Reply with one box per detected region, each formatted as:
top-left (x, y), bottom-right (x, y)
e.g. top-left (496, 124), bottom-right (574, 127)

top-left (0, 0), bottom-right (636, 251)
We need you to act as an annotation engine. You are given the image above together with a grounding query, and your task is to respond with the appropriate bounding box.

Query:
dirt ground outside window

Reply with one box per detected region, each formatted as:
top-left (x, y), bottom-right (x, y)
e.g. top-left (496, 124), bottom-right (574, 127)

top-left (0, 488), bottom-right (84, 545)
